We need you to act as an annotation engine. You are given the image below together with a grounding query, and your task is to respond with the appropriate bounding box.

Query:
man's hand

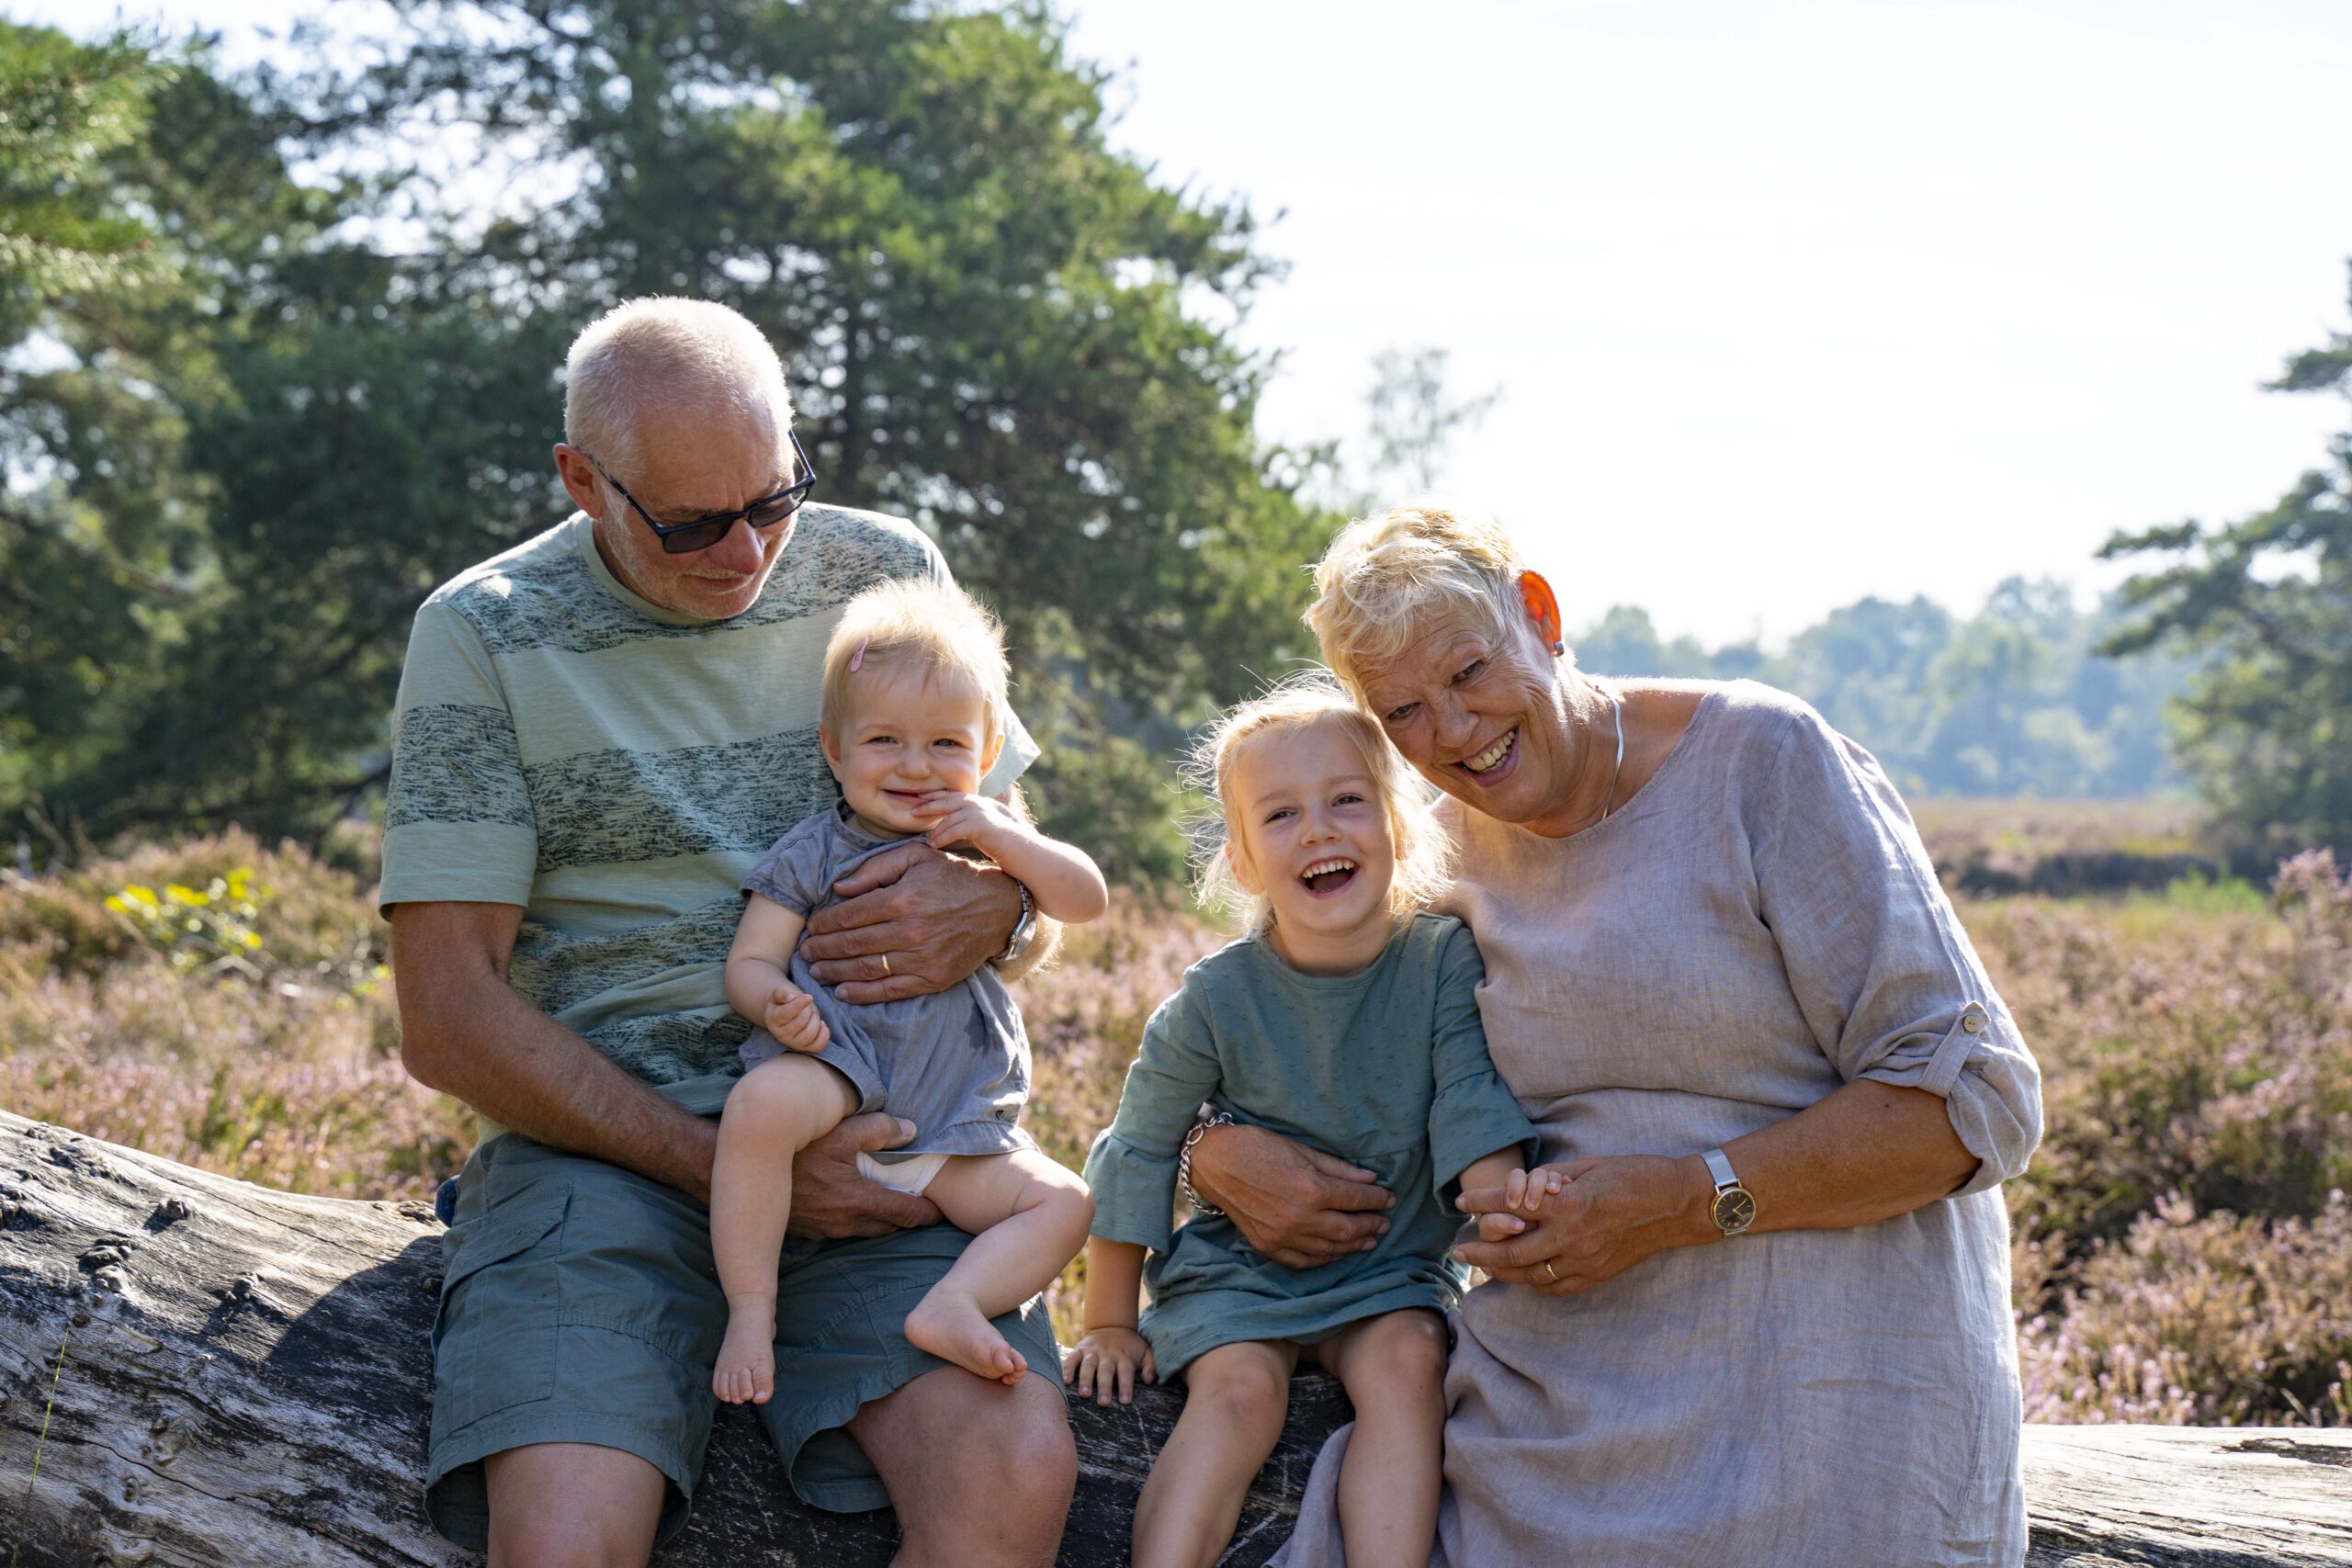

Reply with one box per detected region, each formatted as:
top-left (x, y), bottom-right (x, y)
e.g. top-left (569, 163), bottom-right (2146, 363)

top-left (786, 1112), bottom-right (944, 1239)
top-left (1185, 1122), bottom-right (1395, 1269)
top-left (798, 841), bottom-right (1020, 1004)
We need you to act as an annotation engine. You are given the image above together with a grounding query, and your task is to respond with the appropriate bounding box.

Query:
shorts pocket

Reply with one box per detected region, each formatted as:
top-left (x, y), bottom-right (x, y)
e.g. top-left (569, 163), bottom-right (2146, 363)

top-left (434, 1182), bottom-right (573, 1432)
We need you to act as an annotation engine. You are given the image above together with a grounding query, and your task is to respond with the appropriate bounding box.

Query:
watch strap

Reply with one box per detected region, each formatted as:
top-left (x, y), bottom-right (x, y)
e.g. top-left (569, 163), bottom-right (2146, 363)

top-left (1702, 1145), bottom-right (1756, 1235)
top-left (991, 878), bottom-right (1037, 965)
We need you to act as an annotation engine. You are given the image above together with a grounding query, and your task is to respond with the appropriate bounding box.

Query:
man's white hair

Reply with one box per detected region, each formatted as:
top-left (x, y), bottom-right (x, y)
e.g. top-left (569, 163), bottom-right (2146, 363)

top-left (563, 298), bottom-right (795, 480)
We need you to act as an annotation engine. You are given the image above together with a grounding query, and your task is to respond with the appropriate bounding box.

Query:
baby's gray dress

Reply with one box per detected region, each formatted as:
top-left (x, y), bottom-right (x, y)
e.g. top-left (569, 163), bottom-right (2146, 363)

top-left (740, 803), bottom-right (1034, 1166)
top-left (1272, 682), bottom-right (2042, 1568)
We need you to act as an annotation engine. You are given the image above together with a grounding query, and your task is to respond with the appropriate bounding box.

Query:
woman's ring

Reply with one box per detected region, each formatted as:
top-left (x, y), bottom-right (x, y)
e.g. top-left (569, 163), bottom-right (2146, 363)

top-left (1542, 1259), bottom-right (1560, 1284)
top-left (879, 953), bottom-right (892, 977)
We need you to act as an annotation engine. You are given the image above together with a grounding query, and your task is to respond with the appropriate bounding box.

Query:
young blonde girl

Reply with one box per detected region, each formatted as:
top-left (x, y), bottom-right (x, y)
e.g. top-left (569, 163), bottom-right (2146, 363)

top-left (1066, 677), bottom-right (1547, 1568)
top-left (712, 578), bottom-right (1105, 1402)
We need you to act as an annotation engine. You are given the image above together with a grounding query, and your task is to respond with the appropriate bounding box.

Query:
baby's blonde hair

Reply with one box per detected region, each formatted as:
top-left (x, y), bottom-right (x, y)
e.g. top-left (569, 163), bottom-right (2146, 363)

top-left (1305, 497), bottom-right (1536, 699)
top-left (1185, 672), bottom-right (1451, 932)
top-left (820, 578), bottom-right (1010, 741)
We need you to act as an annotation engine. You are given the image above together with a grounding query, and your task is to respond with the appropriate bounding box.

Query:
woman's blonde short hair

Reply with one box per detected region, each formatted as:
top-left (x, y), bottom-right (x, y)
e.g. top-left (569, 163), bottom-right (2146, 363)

top-left (1305, 497), bottom-right (1531, 697)
top-left (820, 578), bottom-right (1010, 742)
top-left (1185, 672), bottom-right (1452, 932)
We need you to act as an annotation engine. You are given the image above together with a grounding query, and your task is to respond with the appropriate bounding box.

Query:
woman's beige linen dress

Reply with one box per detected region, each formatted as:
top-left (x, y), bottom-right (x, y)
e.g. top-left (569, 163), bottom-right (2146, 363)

top-left (1271, 682), bottom-right (2042, 1568)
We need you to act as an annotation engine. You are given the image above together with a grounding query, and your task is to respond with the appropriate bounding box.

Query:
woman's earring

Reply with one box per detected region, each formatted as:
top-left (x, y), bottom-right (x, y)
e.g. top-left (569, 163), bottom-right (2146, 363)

top-left (1550, 640), bottom-right (1566, 657)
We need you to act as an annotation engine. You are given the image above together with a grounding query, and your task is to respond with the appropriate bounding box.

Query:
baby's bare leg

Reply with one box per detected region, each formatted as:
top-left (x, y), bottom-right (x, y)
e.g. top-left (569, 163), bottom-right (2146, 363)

top-left (1309, 1308), bottom-right (1450, 1568)
top-left (906, 1148), bottom-right (1093, 1385)
top-left (1132, 1339), bottom-right (1299, 1568)
top-left (709, 1055), bottom-right (858, 1405)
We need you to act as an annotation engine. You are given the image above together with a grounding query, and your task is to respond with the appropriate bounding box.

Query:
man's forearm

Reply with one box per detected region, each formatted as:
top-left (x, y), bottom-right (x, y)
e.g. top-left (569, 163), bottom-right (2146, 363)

top-left (406, 976), bottom-right (718, 1201)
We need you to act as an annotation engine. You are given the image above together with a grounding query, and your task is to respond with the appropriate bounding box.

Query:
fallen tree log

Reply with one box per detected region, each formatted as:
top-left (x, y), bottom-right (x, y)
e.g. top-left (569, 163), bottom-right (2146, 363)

top-left (2, 1111), bottom-right (2346, 1567)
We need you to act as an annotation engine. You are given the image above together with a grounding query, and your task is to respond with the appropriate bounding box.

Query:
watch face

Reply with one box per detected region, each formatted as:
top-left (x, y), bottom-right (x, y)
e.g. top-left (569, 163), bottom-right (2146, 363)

top-left (1713, 1187), bottom-right (1756, 1235)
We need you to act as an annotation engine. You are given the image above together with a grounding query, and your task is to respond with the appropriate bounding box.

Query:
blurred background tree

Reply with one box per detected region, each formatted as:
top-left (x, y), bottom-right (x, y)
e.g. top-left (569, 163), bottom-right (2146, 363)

top-left (1568, 583), bottom-right (2190, 800)
top-left (0, 1), bottom-right (1339, 879)
top-left (0, 23), bottom-right (184, 838)
top-left (1362, 346), bottom-right (1501, 496)
top-left (2099, 276), bottom-right (2352, 851)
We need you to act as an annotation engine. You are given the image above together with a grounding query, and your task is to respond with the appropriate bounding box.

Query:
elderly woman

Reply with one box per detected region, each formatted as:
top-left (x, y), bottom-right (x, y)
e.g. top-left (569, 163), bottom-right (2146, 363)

top-left (1185, 502), bottom-right (2042, 1568)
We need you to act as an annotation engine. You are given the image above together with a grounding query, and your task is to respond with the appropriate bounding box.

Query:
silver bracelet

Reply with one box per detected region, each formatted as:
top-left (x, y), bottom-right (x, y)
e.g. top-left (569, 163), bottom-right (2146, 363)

top-left (1179, 1111), bottom-right (1237, 1216)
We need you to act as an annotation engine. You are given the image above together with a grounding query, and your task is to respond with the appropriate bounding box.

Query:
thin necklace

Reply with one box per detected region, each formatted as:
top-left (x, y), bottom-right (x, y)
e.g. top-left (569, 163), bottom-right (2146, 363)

top-left (1594, 684), bottom-right (1625, 827)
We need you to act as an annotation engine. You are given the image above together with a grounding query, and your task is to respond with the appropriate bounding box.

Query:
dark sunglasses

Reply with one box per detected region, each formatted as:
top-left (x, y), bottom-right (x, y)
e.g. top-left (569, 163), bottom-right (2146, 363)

top-left (585, 430), bottom-right (819, 555)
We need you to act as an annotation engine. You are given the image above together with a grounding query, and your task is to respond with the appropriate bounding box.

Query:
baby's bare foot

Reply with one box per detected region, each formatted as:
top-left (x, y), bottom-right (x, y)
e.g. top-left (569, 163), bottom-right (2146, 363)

top-left (905, 1288), bottom-right (1026, 1387)
top-left (714, 1299), bottom-right (777, 1405)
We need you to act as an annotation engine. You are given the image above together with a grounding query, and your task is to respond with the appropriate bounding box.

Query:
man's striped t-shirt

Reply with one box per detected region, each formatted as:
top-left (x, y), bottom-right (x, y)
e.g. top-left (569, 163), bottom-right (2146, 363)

top-left (379, 504), bottom-right (1035, 1092)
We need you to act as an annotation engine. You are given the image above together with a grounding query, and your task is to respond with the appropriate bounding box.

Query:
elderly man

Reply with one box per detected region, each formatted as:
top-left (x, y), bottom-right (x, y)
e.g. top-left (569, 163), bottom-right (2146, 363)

top-left (383, 298), bottom-right (1075, 1568)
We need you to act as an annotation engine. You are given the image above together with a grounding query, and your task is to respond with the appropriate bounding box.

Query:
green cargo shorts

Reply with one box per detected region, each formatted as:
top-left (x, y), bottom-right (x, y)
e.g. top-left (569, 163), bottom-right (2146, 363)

top-left (422, 1130), bottom-right (1061, 1551)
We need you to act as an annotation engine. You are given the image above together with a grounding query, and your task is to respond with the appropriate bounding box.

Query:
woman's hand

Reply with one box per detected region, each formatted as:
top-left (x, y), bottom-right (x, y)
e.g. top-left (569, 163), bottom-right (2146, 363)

top-left (1062, 1325), bottom-right (1156, 1405)
top-left (1454, 1155), bottom-right (1712, 1295)
top-left (1185, 1122), bottom-right (1395, 1269)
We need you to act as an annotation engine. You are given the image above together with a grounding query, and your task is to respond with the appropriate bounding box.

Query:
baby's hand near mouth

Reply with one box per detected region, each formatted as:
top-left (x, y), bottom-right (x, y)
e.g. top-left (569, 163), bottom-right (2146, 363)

top-left (910, 792), bottom-right (1026, 857)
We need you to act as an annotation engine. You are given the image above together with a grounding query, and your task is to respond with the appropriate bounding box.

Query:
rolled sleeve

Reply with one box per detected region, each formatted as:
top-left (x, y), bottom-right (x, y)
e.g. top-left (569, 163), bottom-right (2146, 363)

top-left (1753, 707), bottom-right (2044, 1194)
top-left (380, 601), bottom-right (537, 914)
top-left (1426, 924), bottom-right (1542, 1192)
top-left (1082, 987), bottom-right (1224, 1255)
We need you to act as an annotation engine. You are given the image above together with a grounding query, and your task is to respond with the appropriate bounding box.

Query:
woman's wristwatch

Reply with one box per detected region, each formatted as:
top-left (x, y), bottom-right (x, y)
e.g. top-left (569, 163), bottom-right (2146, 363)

top-left (1702, 1147), bottom-right (1757, 1236)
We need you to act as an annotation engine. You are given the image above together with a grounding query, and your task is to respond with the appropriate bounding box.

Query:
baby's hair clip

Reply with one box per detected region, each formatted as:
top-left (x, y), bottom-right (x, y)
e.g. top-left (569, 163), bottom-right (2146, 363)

top-left (849, 637), bottom-right (868, 672)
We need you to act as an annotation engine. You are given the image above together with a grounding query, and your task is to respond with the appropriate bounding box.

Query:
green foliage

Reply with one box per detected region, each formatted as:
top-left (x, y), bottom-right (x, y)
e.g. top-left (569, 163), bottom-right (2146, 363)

top-left (1574, 581), bottom-right (2192, 798)
top-left (2150, 870), bottom-right (2267, 917)
top-left (348, 0), bottom-right (1335, 713)
top-left (0, 25), bottom-right (166, 313)
top-left (102, 871), bottom-right (266, 976)
top-left (0, 4), bottom-right (1338, 871)
top-left (2099, 268), bottom-right (2352, 849)
top-left (0, 827), bottom-right (386, 981)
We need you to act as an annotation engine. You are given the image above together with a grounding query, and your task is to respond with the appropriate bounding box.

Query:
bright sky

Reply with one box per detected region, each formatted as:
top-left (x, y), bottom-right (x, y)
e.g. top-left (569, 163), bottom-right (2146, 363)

top-left (28, 0), bottom-right (2352, 641)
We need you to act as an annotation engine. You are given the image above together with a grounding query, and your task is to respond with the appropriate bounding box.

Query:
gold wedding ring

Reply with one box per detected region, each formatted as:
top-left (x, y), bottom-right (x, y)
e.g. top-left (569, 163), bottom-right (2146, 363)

top-left (1541, 1259), bottom-right (1560, 1284)
top-left (879, 953), bottom-right (892, 977)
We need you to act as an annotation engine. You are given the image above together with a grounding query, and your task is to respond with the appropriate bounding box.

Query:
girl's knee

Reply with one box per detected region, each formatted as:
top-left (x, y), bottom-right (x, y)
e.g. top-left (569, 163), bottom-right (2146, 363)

top-left (1340, 1312), bottom-right (1449, 1394)
top-left (1183, 1349), bottom-right (1293, 1427)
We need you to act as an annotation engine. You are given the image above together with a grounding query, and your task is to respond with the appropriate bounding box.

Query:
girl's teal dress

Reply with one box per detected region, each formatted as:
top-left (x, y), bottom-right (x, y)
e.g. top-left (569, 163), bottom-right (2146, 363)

top-left (1084, 913), bottom-right (1540, 1375)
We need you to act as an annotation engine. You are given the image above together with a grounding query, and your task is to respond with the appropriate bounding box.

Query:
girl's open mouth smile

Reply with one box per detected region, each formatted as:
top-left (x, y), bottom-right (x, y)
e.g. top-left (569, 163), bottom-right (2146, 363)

top-left (1299, 857), bottom-right (1359, 897)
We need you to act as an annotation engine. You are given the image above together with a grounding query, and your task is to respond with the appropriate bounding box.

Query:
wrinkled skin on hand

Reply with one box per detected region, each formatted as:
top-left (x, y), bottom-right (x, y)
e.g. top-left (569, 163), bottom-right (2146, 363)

top-left (1453, 1154), bottom-right (1709, 1295)
top-left (797, 841), bottom-right (1020, 1004)
top-left (788, 1111), bottom-right (943, 1239)
top-left (1183, 1122), bottom-right (1396, 1269)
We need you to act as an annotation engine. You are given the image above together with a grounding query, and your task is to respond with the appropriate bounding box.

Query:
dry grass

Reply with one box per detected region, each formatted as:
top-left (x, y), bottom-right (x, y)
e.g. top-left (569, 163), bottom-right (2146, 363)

top-left (6, 831), bottom-right (2346, 1426)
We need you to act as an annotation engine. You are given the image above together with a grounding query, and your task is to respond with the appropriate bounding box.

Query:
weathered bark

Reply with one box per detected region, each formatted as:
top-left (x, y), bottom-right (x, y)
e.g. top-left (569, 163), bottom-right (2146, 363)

top-left (2, 1112), bottom-right (2346, 1567)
